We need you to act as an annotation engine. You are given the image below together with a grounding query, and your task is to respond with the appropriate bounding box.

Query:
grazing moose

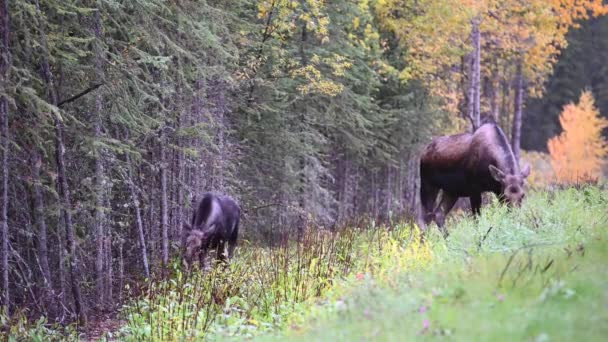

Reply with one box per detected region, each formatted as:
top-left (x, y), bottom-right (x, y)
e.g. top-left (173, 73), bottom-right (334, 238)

top-left (182, 193), bottom-right (240, 270)
top-left (419, 123), bottom-right (530, 235)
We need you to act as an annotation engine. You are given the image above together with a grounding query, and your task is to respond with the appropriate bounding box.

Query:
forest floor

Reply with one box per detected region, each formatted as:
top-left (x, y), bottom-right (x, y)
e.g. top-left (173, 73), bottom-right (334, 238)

top-left (86, 317), bottom-right (124, 342)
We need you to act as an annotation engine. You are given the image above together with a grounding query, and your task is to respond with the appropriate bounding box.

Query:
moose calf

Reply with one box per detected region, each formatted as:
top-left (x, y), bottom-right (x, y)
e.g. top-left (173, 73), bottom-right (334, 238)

top-left (182, 193), bottom-right (240, 270)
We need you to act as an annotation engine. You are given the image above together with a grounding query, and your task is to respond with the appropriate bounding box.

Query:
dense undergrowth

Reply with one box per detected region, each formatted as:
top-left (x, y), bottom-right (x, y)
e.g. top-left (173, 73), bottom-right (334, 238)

top-left (116, 220), bottom-right (433, 341)
top-left (1, 186), bottom-right (606, 341)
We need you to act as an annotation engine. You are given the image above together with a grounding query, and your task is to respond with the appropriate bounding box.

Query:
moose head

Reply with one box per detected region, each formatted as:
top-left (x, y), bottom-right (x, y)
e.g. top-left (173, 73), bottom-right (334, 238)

top-left (488, 164), bottom-right (531, 206)
top-left (181, 223), bottom-right (212, 270)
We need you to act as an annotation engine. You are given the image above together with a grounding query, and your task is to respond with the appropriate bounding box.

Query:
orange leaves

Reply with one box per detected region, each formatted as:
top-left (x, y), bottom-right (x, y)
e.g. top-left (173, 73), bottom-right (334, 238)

top-left (548, 91), bottom-right (608, 183)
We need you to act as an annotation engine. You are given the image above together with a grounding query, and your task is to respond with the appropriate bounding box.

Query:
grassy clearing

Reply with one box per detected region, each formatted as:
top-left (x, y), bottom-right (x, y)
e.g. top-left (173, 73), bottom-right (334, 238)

top-left (272, 234), bottom-right (608, 341)
top-left (256, 186), bottom-right (608, 341)
top-left (2, 186), bottom-right (605, 341)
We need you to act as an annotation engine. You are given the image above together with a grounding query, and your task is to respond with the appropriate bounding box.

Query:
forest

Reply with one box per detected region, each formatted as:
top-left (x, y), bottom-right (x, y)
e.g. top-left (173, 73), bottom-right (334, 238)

top-left (0, 0), bottom-right (607, 340)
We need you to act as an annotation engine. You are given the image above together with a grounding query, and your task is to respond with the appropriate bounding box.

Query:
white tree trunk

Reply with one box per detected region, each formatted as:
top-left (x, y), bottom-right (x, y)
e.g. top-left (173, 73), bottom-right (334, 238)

top-left (0, 0), bottom-right (10, 315)
top-left (471, 17), bottom-right (481, 130)
top-left (92, 8), bottom-right (106, 306)
top-left (31, 151), bottom-right (52, 289)
top-left (160, 127), bottom-right (169, 269)
top-left (512, 61), bottom-right (524, 162)
top-left (127, 154), bottom-right (150, 278)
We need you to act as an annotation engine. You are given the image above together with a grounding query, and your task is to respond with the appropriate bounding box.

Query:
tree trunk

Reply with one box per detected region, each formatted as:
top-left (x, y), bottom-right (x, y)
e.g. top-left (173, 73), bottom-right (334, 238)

top-left (297, 21), bottom-right (308, 237)
top-left (118, 241), bottom-right (124, 304)
top-left (176, 132), bottom-right (184, 247)
top-left (512, 61), bottom-right (524, 162)
top-left (490, 67), bottom-right (500, 122)
top-left (35, 0), bottom-right (87, 325)
top-left (104, 234), bottom-right (112, 304)
top-left (408, 152), bottom-right (418, 219)
top-left (397, 159), bottom-right (404, 215)
top-left (210, 78), bottom-right (227, 191)
top-left (92, 7), bottom-right (106, 306)
top-left (352, 167), bottom-right (359, 215)
top-left (127, 154), bottom-right (150, 278)
top-left (500, 68), bottom-right (511, 134)
top-left (337, 157), bottom-right (350, 224)
top-left (160, 127), bottom-right (169, 270)
top-left (31, 151), bottom-right (52, 289)
top-left (471, 17), bottom-right (481, 130)
top-left (56, 212), bottom-right (67, 314)
top-left (386, 167), bottom-right (392, 222)
top-left (0, 0), bottom-right (9, 315)
top-left (55, 118), bottom-right (87, 325)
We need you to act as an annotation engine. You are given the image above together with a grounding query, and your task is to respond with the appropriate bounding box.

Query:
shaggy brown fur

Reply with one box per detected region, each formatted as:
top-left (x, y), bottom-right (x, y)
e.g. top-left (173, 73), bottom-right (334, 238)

top-left (420, 123), bottom-right (530, 235)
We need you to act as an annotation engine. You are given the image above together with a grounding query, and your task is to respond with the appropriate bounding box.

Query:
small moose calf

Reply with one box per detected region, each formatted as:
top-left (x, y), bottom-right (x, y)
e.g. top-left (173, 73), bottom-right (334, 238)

top-left (182, 193), bottom-right (240, 270)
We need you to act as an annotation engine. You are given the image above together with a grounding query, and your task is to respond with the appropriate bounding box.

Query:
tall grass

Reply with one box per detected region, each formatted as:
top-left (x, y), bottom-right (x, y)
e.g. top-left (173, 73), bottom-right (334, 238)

top-left (440, 185), bottom-right (607, 258)
top-left (257, 185), bottom-right (608, 341)
top-left (118, 222), bottom-right (432, 340)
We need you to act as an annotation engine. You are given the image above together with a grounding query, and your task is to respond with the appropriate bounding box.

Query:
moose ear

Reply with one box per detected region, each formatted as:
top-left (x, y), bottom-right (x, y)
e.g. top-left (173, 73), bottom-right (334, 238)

top-left (488, 165), bottom-right (505, 182)
top-left (520, 164), bottom-right (530, 178)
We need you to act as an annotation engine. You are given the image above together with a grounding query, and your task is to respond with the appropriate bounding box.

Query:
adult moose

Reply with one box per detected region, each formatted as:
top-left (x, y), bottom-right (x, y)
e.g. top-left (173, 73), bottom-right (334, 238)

top-left (419, 123), bottom-right (530, 235)
top-left (182, 193), bottom-right (240, 270)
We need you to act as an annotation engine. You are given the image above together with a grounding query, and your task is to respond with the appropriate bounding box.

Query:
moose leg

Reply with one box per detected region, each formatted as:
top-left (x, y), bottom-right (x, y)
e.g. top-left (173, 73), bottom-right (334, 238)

top-left (198, 249), bottom-right (207, 270)
top-left (420, 178), bottom-right (440, 226)
top-left (215, 240), bottom-right (227, 263)
top-left (470, 193), bottom-right (482, 216)
top-left (435, 192), bottom-right (458, 234)
top-left (227, 220), bottom-right (239, 259)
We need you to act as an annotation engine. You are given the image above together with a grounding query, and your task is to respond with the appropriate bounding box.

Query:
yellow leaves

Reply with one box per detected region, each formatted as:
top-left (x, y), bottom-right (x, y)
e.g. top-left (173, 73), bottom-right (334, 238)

top-left (256, 0), bottom-right (276, 20)
top-left (352, 16), bottom-right (360, 30)
top-left (363, 23), bottom-right (380, 44)
top-left (292, 65), bottom-right (344, 97)
top-left (347, 2), bottom-right (382, 52)
top-left (329, 55), bottom-right (353, 77)
top-left (317, 17), bottom-right (330, 36)
top-left (291, 53), bottom-right (351, 96)
top-left (398, 67), bottom-right (412, 82)
top-left (257, 0), bottom-right (331, 42)
top-left (358, 0), bottom-right (371, 12)
top-left (376, 0), bottom-right (472, 83)
top-left (548, 91), bottom-right (608, 184)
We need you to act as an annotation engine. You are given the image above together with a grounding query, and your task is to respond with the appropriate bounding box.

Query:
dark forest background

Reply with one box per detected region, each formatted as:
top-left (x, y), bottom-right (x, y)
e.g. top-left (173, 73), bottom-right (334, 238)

top-left (523, 15), bottom-right (608, 150)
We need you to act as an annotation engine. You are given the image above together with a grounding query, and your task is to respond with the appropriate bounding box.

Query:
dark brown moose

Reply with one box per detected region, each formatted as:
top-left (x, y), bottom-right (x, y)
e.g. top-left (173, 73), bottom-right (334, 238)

top-left (419, 123), bottom-right (530, 235)
top-left (182, 193), bottom-right (240, 269)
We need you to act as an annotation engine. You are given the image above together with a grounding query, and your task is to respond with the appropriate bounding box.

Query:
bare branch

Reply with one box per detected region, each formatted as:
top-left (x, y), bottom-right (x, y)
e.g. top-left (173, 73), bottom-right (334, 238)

top-left (57, 83), bottom-right (104, 108)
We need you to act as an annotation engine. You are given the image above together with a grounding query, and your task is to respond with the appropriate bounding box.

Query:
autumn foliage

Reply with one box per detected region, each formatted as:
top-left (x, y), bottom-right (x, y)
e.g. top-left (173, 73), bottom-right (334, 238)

top-left (521, 151), bottom-right (555, 188)
top-left (548, 91), bottom-right (608, 183)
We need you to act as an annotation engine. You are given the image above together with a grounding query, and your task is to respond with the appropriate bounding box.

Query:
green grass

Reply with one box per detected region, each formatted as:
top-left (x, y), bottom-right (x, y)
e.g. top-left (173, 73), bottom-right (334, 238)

top-left (271, 238), bottom-right (608, 341)
top-left (252, 186), bottom-right (608, 341)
